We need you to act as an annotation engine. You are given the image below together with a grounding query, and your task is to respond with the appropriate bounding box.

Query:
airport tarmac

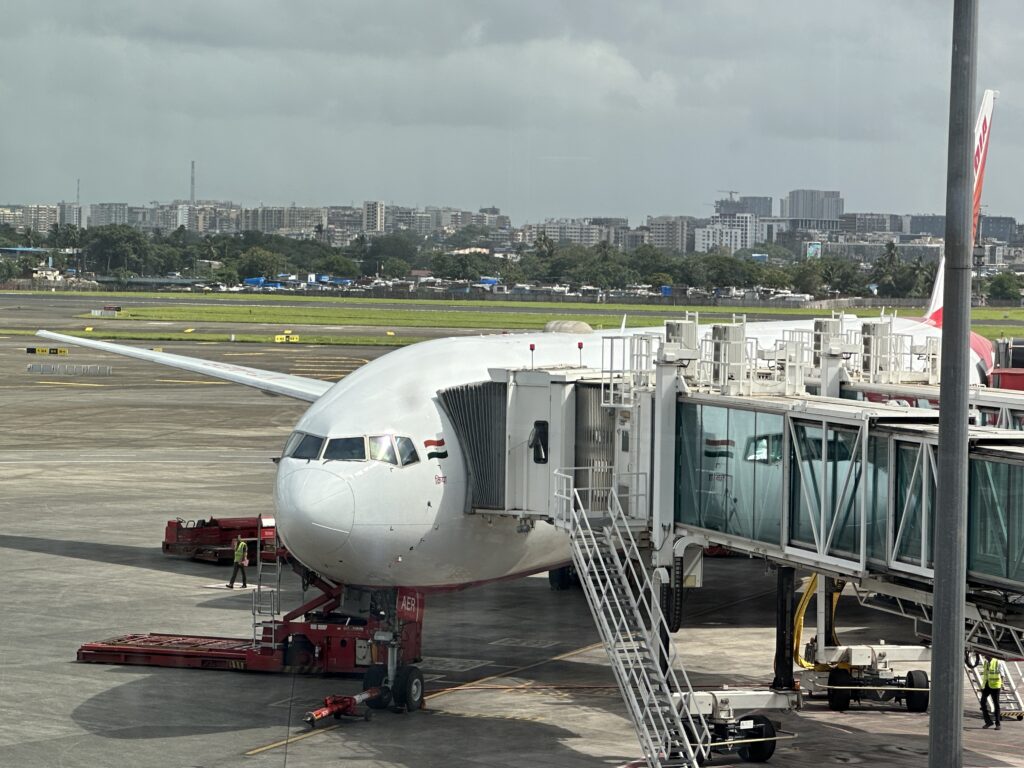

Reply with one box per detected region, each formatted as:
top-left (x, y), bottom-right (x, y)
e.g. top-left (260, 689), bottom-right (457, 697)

top-left (1, 294), bottom-right (1022, 767)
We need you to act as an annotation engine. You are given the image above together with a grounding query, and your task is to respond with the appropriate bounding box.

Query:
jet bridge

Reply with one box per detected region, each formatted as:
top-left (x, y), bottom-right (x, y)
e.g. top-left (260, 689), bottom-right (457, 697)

top-left (438, 366), bottom-right (617, 526)
top-left (538, 314), bottom-right (1024, 767)
top-left (439, 316), bottom-right (1024, 767)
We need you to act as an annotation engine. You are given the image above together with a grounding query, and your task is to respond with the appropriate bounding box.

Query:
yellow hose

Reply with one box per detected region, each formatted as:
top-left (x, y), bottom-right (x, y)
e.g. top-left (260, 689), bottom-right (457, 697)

top-left (793, 574), bottom-right (817, 669)
top-left (792, 574), bottom-right (845, 670)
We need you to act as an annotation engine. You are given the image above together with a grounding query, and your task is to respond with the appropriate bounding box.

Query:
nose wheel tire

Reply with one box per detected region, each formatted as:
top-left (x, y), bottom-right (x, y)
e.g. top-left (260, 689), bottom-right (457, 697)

top-left (394, 665), bottom-right (425, 711)
top-left (362, 665), bottom-right (392, 709)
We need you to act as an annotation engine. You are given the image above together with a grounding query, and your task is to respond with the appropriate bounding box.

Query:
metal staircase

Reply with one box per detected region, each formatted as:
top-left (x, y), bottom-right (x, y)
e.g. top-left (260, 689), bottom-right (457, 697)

top-left (252, 516), bottom-right (282, 648)
top-left (966, 655), bottom-right (1024, 721)
top-left (556, 471), bottom-right (711, 768)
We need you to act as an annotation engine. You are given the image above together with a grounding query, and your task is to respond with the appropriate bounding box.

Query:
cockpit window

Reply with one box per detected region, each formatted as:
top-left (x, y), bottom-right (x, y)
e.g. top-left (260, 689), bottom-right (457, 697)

top-left (396, 436), bottom-right (419, 466)
top-left (368, 435), bottom-right (398, 465)
top-left (282, 431), bottom-right (304, 458)
top-left (290, 433), bottom-right (325, 460)
top-left (324, 437), bottom-right (366, 461)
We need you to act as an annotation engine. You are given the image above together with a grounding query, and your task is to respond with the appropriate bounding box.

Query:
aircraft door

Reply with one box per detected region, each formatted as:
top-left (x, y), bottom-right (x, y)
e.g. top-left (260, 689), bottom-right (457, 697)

top-left (505, 370), bottom-right (575, 516)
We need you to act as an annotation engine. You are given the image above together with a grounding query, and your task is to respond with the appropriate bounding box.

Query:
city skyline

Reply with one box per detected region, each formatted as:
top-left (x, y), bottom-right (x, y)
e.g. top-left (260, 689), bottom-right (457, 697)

top-left (3, 2), bottom-right (1024, 222)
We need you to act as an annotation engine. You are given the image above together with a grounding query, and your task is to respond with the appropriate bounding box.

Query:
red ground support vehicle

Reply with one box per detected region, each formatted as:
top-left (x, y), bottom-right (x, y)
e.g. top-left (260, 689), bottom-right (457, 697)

top-left (162, 516), bottom-right (277, 563)
top-left (76, 565), bottom-right (427, 710)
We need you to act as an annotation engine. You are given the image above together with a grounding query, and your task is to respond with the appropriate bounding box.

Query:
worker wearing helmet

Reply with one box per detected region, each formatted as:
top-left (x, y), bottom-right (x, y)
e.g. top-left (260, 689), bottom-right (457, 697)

top-left (227, 537), bottom-right (248, 589)
top-left (980, 652), bottom-right (1005, 730)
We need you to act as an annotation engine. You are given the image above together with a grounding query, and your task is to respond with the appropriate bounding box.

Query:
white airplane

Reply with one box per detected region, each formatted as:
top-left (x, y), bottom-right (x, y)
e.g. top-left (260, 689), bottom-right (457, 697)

top-left (37, 92), bottom-right (997, 657)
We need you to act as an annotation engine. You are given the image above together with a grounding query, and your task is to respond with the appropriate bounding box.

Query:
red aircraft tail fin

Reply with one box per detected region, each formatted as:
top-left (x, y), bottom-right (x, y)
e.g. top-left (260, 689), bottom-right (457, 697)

top-left (925, 88), bottom-right (997, 327)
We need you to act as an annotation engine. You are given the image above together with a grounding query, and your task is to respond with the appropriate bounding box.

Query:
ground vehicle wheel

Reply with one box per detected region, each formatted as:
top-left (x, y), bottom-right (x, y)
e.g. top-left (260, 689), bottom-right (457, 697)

top-left (283, 634), bottom-right (316, 668)
top-left (394, 665), bottom-right (425, 711)
top-left (737, 714), bottom-right (776, 763)
top-left (905, 669), bottom-right (930, 712)
top-left (827, 668), bottom-right (853, 712)
top-left (362, 664), bottom-right (392, 709)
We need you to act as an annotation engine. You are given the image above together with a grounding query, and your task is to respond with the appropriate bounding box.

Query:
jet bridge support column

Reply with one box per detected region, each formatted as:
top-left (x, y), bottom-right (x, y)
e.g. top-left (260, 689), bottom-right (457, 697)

top-left (931, 2), bottom-right (977, 763)
top-left (772, 566), bottom-right (796, 690)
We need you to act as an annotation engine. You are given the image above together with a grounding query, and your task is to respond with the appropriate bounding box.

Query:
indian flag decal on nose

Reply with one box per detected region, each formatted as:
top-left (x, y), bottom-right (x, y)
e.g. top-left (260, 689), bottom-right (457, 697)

top-left (425, 438), bottom-right (448, 460)
top-left (703, 438), bottom-right (734, 459)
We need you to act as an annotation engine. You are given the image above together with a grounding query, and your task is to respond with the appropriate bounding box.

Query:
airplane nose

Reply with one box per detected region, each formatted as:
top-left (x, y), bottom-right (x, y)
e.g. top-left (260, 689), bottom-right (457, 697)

top-left (275, 467), bottom-right (355, 566)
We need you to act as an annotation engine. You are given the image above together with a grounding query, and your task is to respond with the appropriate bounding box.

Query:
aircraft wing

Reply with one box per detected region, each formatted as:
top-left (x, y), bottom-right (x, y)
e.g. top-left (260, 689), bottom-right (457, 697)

top-left (36, 330), bottom-right (333, 402)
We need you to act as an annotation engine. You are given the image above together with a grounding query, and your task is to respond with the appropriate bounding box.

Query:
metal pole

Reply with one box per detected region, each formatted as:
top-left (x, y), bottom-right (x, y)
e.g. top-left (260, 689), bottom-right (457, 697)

top-left (929, 2), bottom-right (977, 765)
top-left (771, 566), bottom-right (795, 690)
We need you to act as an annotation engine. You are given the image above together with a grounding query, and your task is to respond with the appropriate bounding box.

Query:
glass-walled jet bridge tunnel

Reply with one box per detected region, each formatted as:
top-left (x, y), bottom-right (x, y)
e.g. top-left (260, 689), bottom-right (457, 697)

top-left (667, 390), bottom-right (1024, 658)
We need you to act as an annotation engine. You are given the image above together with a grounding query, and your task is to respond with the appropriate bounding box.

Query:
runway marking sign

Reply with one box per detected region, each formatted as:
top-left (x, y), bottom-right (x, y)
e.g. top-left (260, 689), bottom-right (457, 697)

top-left (26, 347), bottom-right (69, 355)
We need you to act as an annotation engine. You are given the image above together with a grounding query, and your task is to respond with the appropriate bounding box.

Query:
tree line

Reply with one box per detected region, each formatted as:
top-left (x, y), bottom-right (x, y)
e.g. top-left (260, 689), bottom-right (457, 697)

top-left (1, 222), bottom-right (1019, 300)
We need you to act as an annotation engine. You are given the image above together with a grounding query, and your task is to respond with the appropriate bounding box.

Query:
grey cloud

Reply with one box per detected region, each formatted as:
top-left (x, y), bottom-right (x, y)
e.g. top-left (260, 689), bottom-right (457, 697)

top-left (2, 1), bottom-right (1022, 222)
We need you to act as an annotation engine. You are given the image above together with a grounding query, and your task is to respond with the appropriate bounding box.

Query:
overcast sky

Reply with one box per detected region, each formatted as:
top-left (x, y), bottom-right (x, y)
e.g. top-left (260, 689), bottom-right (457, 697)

top-left (2, 1), bottom-right (1022, 224)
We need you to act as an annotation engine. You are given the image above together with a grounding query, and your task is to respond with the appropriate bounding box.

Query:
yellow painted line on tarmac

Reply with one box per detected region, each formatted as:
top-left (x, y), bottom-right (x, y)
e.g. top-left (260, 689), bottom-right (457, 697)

top-left (425, 640), bottom-right (605, 702)
top-left (155, 379), bottom-right (230, 385)
top-left (35, 380), bottom-right (106, 387)
top-left (243, 640), bottom-right (604, 756)
top-left (244, 723), bottom-right (343, 756)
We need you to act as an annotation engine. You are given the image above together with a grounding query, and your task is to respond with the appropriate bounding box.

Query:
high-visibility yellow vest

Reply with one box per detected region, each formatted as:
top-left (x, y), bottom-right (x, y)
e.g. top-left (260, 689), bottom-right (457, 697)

top-left (983, 658), bottom-right (1003, 689)
top-left (234, 540), bottom-right (248, 564)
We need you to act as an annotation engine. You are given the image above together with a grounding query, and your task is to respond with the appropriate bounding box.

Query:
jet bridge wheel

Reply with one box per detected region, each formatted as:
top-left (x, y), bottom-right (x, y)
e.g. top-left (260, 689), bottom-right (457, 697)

top-left (737, 714), bottom-right (777, 763)
top-left (827, 668), bottom-right (853, 712)
top-left (362, 665), bottom-right (393, 710)
top-left (904, 669), bottom-right (930, 713)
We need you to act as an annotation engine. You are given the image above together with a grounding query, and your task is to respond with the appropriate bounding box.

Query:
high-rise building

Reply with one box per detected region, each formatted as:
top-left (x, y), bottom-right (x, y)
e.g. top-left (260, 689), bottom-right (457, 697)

top-left (715, 196), bottom-right (773, 218)
top-left (839, 213), bottom-right (902, 234)
top-left (694, 213), bottom-right (758, 254)
top-left (363, 201), bottom-right (385, 233)
top-left (908, 214), bottom-right (946, 238)
top-left (58, 202), bottom-right (82, 227)
top-left (780, 190), bottom-right (844, 220)
top-left (88, 203), bottom-right (129, 227)
top-left (21, 205), bottom-right (58, 233)
top-left (540, 218), bottom-right (607, 247)
top-left (646, 215), bottom-right (690, 253)
top-left (979, 215), bottom-right (1016, 242)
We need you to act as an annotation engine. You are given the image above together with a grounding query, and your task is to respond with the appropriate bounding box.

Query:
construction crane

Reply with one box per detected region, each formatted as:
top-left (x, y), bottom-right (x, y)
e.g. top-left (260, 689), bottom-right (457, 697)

top-left (717, 189), bottom-right (740, 201)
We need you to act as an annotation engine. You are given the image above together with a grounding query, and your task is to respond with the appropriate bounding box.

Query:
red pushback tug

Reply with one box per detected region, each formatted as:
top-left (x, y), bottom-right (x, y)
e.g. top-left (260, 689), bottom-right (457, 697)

top-left (80, 518), bottom-right (427, 715)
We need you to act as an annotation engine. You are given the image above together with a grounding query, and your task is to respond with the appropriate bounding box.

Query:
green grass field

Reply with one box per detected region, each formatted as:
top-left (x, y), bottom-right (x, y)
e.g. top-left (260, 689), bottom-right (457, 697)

top-left (9, 287), bottom-right (1024, 343)
top-left (9, 287), bottom-right (843, 316)
top-left (113, 304), bottom-right (670, 330)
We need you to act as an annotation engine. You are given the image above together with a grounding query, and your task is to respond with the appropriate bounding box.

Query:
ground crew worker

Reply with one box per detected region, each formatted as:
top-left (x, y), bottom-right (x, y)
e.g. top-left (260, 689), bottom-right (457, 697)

top-left (980, 652), bottom-right (1004, 729)
top-left (227, 537), bottom-right (248, 589)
